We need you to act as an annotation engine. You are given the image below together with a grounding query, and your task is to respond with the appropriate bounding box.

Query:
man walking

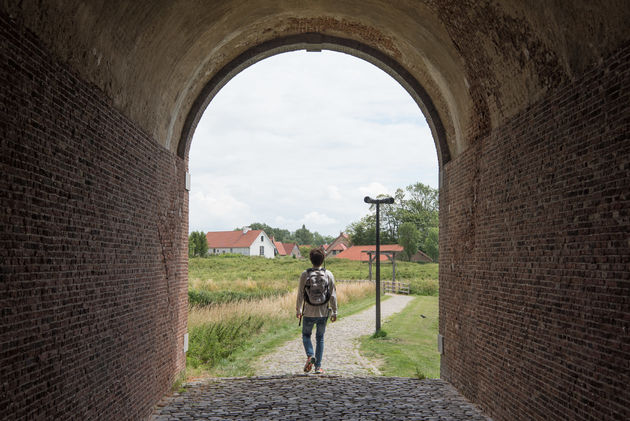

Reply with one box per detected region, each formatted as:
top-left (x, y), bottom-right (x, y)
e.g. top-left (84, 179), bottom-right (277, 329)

top-left (296, 247), bottom-right (337, 374)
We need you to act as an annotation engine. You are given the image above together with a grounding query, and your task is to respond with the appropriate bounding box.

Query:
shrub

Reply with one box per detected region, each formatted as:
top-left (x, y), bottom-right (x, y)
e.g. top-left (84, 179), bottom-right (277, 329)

top-left (408, 278), bottom-right (439, 296)
top-left (186, 316), bottom-right (264, 369)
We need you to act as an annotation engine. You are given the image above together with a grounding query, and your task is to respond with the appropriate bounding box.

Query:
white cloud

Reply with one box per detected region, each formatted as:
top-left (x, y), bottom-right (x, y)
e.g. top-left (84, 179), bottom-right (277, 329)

top-left (301, 211), bottom-right (337, 226)
top-left (358, 182), bottom-right (391, 198)
top-left (327, 185), bottom-right (342, 200)
top-left (189, 185), bottom-right (250, 231)
top-left (188, 50), bottom-right (438, 235)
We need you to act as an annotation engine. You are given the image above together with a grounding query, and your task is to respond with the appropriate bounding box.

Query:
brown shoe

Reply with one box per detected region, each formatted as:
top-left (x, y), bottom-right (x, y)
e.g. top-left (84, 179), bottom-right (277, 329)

top-left (303, 356), bottom-right (316, 373)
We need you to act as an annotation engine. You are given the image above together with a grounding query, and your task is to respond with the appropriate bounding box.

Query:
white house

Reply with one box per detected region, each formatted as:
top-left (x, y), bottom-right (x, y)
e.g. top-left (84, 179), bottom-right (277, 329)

top-left (205, 227), bottom-right (275, 258)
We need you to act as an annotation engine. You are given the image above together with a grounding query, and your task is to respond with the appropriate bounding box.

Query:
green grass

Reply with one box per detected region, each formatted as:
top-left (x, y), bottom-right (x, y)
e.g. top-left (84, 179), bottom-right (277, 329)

top-left (187, 293), bottom-right (384, 378)
top-left (359, 295), bottom-right (440, 379)
top-left (187, 316), bottom-right (265, 371)
top-left (185, 255), bottom-right (438, 379)
top-left (188, 255), bottom-right (438, 300)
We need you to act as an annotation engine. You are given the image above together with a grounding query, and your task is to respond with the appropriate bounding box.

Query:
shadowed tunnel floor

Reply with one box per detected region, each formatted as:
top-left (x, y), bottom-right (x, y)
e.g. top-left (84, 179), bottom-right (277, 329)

top-left (151, 376), bottom-right (491, 420)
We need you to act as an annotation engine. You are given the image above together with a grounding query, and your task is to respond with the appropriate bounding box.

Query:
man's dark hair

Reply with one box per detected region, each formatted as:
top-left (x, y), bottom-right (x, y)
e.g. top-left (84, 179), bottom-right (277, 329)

top-left (309, 247), bottom-right (325, 267)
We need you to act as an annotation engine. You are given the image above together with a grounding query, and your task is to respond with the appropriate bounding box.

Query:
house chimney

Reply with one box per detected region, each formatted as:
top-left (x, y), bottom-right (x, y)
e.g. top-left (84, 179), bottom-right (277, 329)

top-left (243, 226), bottom-right (250, 234)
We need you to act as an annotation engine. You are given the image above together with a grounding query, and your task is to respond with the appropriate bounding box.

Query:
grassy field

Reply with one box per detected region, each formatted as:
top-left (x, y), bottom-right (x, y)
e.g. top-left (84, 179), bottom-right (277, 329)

top-left (189, 255), bottom-right (438, 301)
top-left (186, 282), bottom-right (378, 378)
top-left (185, 255), bottom-right (439, 380)
top-left (359, 295), bottom-right (440, 379)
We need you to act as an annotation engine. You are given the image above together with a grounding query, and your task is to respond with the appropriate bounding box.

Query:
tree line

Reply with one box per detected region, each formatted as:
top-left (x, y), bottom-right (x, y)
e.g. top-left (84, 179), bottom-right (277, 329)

top-left (189, 181), bottom-right (438, 261)
top-left (238, 222), bottom-right (335, 247)
top-left (345, 182), bottom-right (439, 261)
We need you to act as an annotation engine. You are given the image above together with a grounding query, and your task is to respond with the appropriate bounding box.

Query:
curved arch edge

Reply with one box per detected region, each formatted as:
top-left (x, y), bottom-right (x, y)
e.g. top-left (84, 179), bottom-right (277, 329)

top-left (178, 33), bottom-right (451, 167)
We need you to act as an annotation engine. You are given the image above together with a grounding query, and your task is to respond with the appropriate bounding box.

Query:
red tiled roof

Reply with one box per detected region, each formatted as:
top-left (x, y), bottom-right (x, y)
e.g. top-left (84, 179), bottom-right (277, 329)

top-left (330, 243), bottom-right (347, 251)
top-left (334, 245), bottom-right (403, 261)
top-left (282, 243), bottom-right (298, 254)
top-left (273, 240), bottom-right (286, 255)
top-left (326, 232), bottom-right (351, 255)
top-left (274, 241), bottom-right (298, 256)
top-left (206, 230), bottom-right (264, 248)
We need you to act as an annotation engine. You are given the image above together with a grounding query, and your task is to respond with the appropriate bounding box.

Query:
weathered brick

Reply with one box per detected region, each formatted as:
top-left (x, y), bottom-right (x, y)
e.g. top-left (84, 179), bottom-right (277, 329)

top-left (0, 12), bottom-right (188, 421)
top-left (440, 40), bottom-right (630, 421)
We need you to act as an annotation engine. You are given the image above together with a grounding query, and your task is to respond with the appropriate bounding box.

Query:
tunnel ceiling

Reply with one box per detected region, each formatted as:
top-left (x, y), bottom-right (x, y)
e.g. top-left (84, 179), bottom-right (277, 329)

top-left (4, 0), bottom-right (629, 161)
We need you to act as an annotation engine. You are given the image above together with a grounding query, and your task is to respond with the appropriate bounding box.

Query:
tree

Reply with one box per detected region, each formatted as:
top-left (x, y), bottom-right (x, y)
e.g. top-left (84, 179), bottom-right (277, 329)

top-left (422, 226), bottom-right (439, 261)
top-left (346, 181), bottom-right (439, 250)
top-left (376, 189), bottom-right (405, 243)
top-left (237, 222), bottom-right (331, 247)
top-left (346, 215), bottom-right (375, 245)
top-left (299, 245), bottom-right (313, 258)
top-left (398, 222), bottom-right (420, 261)
top-left (295, 224), bottom-right (314, 245)
top-left (312, 232), bottom-right (329, 247)
top-left (188, 231), bottom-right (208, 257)
top-left (242, 222), bottom-right (294, 243)
top-left (396, 182), bottom-right (439, 248)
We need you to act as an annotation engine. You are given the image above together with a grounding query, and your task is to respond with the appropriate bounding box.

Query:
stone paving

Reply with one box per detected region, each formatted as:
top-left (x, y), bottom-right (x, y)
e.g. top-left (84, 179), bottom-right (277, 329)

top-left (255, 294), bottom-right (415, 377)
top-left (152, 295), bottom-right (491, 420)
top-left (151, 376), bottom-right (491, 420)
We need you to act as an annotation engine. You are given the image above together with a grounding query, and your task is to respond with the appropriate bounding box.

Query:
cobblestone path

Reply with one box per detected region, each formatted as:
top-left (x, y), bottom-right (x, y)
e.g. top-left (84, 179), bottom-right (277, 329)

top-left (151, 376), bottom-right (491, 420)
top-left (152, 295), bottom-right (491, 420)
top-left (255, 293), bottom-right (415, 376)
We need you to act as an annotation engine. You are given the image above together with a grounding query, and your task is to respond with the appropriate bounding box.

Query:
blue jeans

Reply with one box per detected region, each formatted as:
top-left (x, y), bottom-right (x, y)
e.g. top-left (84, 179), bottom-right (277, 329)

top-left (302, 316), bottom-right (328, 368)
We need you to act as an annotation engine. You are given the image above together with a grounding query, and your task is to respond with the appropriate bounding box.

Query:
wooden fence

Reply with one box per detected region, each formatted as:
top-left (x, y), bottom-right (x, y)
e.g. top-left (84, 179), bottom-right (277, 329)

top-left (382, 280), bottom-right (410, 295)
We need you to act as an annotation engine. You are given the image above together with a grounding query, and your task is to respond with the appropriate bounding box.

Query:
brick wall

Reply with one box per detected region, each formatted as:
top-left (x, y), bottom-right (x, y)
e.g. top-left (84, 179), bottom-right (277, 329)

top-left (440, 41), bottom-right (630, 420)
top-left (0, 12), bottom-right (188, 420)
top-left (2, 4), bottom-right (629, 421)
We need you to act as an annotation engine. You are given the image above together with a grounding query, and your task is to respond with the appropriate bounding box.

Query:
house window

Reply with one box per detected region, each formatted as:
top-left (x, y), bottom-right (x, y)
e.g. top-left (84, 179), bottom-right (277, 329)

top-left (261, 236), bottom-right (264, 242)
top-left (259, 246), bottom-right (264, 256)
top-left (230, 248), bottom-right (233, 253)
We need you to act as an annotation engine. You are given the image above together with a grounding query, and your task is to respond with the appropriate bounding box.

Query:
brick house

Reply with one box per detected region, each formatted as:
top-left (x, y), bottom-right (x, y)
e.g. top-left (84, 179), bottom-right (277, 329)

top-left (206, 227), bottom-right (275, 258)
top-left (411, 250), bottom-right (433, 263)
top-left (325, 232), bottom-right (351, 256)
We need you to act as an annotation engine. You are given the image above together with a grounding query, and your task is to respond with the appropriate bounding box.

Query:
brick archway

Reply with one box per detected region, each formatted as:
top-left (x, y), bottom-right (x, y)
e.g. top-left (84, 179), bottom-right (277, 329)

top-left (1, 2), bottom-right (629, 420)
top-left (177, 33), bottom-right (451, 167)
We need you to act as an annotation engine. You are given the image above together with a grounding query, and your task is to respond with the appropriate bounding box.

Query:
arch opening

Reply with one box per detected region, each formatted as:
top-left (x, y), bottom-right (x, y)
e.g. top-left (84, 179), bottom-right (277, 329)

top-left (184, 45), bottom-right (442, 380)
top-left (178, 33), bottom-right (451, 170)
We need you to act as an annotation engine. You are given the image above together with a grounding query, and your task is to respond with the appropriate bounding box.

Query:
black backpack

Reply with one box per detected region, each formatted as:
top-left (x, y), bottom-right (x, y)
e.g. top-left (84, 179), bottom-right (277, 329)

top-left (304, 268), bottom-right (331, 306)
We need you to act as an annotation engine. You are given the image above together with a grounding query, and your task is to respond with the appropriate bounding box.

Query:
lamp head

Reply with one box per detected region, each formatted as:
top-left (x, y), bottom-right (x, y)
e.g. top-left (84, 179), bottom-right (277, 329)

top-left (364, 196), bottom-right (394, 204)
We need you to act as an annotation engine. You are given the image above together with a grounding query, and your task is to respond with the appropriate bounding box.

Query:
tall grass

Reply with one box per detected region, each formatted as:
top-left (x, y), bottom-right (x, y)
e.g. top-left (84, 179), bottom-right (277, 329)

top-left (186, 282), bottom-right (375, 376)
top-left (188, 282), bottom-right (374, 328)
top-left (185, 256), bottom-right (438, 378)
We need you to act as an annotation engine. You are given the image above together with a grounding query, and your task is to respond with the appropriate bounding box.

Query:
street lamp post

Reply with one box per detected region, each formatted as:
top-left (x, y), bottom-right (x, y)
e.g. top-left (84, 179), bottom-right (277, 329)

top-left (364, 195), bottom-right (394, 333)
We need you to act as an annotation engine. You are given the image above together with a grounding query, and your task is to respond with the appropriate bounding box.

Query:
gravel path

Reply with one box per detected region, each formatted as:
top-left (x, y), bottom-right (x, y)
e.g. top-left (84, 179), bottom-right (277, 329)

top-left (152, 294), bottom-right (493, 420)
top-left (254, 294), bottom-right (415, 377)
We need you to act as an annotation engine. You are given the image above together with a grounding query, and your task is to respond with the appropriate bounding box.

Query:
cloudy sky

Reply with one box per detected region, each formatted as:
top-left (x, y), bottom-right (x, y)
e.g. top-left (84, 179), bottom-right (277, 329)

top-left (188, 50), bottom-right (438, 237)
